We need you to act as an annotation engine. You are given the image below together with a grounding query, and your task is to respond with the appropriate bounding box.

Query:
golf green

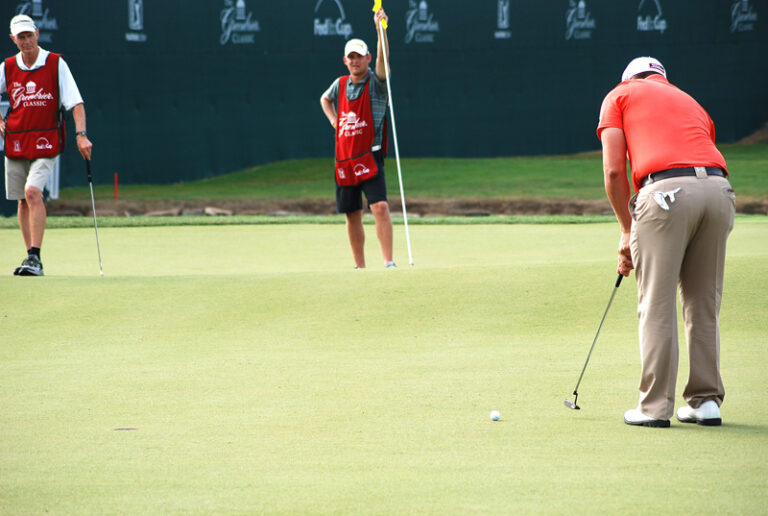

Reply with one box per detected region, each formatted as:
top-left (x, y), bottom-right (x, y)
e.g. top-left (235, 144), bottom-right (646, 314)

top-left (1, 221), bottom-right (766, 514)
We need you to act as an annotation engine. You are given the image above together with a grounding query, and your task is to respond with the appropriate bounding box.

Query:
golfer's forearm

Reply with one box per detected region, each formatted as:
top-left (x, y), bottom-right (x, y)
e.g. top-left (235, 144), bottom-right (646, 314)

top-left (71, 103), bottom-right (86, 132)
top-left (605, 172), bottom-right (632, 233)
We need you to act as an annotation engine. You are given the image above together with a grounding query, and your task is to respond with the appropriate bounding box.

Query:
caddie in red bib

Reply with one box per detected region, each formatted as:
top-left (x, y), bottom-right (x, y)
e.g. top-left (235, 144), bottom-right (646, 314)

top-left (2, 14), bottom-right (93, 277)
top-left (320, 7), bottom-right (395, 269)
top-left (4, 52), bottom-right (64, 160)
top-left (335, 75), bottom-right (378, 186)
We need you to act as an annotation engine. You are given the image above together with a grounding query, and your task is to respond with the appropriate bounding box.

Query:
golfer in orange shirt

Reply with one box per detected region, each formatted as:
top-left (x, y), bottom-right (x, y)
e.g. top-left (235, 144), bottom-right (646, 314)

top-left (597, 57), bottom-right (735, 428)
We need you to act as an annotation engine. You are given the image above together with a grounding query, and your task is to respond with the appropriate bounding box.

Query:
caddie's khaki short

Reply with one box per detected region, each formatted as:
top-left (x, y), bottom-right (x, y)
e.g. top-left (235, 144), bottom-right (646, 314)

top-left (4, 156), bottom-right (57, 200)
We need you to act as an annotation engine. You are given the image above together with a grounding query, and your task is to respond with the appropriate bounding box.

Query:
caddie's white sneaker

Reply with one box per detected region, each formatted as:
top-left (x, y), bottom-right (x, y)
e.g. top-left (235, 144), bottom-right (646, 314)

top-left (676, 400), bottom-right (721, 426)
top-left (624, 408), bottom-right (670, 428)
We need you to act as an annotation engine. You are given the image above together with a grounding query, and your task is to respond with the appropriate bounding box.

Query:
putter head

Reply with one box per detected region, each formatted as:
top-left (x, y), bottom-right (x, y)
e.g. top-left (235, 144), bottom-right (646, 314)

top-left (564, 399), bottom-right (580, 410)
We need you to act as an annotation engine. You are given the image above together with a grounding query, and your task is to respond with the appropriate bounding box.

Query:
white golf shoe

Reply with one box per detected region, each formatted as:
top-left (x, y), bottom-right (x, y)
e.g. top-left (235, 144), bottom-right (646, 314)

top-left (676, 400), bottom-right (722, 426)
top-left (623, 408), bottom-right (670, 428)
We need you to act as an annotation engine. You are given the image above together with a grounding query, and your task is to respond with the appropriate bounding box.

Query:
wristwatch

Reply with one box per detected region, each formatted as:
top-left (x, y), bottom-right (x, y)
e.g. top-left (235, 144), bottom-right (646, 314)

top-left (75, 130), bottom-right (87, 137)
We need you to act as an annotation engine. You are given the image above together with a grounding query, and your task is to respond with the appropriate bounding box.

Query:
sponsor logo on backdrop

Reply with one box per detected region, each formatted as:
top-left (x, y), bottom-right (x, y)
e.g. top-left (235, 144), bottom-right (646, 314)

top-left (220, 0), bottom-right (261, 45)
top-left (405, 0), bottom-right (439, 44)
top-left (637, 0), bottom-right (667, 34)
top-left (495, 0), bottom-right (511, 40)
top-left (126, 0), bottom-right (147, 42)
top-left (314, 0), bottom-right (353, 38)
top-left (731, 0), bottom-right (758, 32)
top-left (565, 0), bottom-right (595, 40)
top-left (339, 111), bottom-right (367, 137)
top-left (14, 0), bottom-right (58, 43)
top-left (10, 80), bottom-right (54, 109)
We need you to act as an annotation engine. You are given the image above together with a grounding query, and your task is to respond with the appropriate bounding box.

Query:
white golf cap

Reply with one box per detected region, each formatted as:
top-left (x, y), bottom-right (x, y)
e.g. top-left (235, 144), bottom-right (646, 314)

top-left (344, 38), bottom-right (369, 57)
top-left (621, 57), bottom-right (667, 82)
top-left (10, 14), bottom-right (37, 36)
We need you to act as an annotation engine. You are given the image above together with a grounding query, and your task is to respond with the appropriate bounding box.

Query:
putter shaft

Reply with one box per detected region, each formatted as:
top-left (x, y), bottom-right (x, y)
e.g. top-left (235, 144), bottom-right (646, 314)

top-left (565, 273), bottom-right (623, 409)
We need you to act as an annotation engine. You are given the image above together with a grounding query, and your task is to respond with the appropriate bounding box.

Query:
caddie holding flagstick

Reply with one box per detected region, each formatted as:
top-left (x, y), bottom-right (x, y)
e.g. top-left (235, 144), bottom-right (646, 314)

top-left (320, 6), bottom-right (395, 269)
top-left (1, 14), bottom-right (93, 276)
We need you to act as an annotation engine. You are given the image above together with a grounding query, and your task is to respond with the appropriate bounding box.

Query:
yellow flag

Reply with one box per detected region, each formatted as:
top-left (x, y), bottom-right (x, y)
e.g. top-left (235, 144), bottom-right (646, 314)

top-left (372, 0), bottom-right (388, 29)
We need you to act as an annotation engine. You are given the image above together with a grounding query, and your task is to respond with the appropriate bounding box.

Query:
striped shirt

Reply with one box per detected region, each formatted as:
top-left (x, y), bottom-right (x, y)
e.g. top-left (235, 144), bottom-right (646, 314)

top-left (323, 69), bottom-right (388, 149)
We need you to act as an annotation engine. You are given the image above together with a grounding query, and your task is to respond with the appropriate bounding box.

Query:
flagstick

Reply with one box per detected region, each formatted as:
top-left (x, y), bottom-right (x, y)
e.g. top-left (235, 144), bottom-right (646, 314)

top-left (377, 20), bottom-right (414, 267)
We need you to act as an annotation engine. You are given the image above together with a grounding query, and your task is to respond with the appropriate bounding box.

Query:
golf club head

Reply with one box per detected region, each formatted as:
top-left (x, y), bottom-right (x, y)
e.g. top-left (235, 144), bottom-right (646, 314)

top-left (564, 399), bottom-right (580, 410)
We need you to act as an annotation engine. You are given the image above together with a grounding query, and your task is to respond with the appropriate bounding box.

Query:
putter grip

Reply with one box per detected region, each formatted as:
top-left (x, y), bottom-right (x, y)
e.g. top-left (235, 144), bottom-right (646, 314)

top-left (615, 273), bottom-right (623, 288)
top-left (86, 160), bottom-right (93, 182)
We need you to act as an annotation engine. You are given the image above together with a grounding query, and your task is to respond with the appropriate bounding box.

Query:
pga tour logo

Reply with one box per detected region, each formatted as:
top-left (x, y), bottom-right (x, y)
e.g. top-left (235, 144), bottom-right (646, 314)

top-left (565, 0), bottom-right (596, 40)
top-left (637, 0), bottom-right (667, 34)
top-left (126, 0), bottom-right (147, 43)
top-left (220, 0), bottom-right (261, 45)
top-left (494, 0), bottom-right (511, 40)
top-left (14, 0), bottom-right (58, 43)
top-left (405, 0), bottom-right (439, 44)
top-left (314, 0), bottom-right (353, 38)
top-left (731, 0), bottom-right (758, 32)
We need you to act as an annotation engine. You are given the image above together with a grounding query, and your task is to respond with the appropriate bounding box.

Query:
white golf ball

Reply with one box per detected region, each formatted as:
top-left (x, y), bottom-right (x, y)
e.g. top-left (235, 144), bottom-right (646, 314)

top-left (490, 410), bottom-right (501, 421)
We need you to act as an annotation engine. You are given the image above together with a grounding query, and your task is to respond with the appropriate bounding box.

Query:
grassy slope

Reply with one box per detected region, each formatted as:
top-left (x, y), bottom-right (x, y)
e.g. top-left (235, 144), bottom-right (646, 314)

top-left (55, 143), bottom-right (768, 202)
top-left (1, 222), bottom-right (767, 514)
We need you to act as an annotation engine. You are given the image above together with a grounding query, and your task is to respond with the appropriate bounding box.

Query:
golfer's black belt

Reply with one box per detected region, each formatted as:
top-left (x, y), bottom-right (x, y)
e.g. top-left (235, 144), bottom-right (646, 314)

top-left (641, 166), bottom-right (726, 187)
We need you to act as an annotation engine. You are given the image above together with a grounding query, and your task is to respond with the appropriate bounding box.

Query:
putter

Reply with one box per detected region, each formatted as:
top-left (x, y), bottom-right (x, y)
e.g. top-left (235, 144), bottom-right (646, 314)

top-left (564, 273), bottom-right (623, 410)
top-left (86, 159), bottom-right (104, 275)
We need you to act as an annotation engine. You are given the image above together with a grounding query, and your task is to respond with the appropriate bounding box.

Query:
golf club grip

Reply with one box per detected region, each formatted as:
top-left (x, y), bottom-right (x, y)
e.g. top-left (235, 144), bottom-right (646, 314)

top-left (86, 159), bottom-right (93, 182)
top-left (615, 273), bottom-right (623, 288)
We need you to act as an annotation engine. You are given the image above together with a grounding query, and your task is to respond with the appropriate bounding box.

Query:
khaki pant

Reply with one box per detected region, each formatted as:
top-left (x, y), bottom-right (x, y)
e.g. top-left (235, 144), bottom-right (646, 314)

top-left (629, 171), bottom-right (735, 420)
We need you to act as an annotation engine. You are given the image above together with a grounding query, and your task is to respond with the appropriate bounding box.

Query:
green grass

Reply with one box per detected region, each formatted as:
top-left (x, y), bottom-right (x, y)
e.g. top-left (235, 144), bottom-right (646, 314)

top-left (54, 142), bottom-right (768, 203)
top-left (1, 221), bottom-right (767, 514)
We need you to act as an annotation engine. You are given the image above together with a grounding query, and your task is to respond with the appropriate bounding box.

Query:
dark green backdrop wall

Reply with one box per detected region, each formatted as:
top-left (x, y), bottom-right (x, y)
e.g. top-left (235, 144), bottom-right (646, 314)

top-left (3, 0), bottom-right (767, 188)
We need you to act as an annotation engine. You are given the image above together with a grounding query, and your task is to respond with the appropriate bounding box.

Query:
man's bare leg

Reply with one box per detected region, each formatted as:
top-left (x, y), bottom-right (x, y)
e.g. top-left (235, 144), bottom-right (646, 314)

top-left (346, 210), bottom-right (366, 268)
top-left (370, 201), bottom-right (393, 265)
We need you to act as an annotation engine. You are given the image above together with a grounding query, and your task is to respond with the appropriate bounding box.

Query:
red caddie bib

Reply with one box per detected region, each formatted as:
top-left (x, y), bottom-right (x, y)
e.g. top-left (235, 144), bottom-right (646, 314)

top-left (334, 76), bottom-right (378, 186)
top-left (4, 52), bottom-right (65, 160)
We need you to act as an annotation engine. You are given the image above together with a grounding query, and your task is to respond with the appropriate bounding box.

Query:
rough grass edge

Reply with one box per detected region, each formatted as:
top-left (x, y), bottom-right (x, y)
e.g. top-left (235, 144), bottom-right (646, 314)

top-left (0, 214), bottom-right (765, 230)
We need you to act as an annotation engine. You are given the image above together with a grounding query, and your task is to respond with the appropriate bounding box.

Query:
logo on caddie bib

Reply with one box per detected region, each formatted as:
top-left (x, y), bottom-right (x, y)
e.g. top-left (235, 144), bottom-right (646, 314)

top-left (353, 164), bottom-right (370, 177)
top-left (340, 111), bottom-right (367, 137)
top-left (35, 137), bottom-right (53, 150)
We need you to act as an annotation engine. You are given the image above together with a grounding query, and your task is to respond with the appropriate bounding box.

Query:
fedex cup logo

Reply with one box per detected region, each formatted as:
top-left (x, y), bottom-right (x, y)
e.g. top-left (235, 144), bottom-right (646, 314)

top-left (314, 0), bottom-right (353, 38)
top-left (35, 137), bottom-right (53, 150)
top-left (337, 168), bottom-right (346, 179)
top-left (637, 0), bottom-right (667, 33)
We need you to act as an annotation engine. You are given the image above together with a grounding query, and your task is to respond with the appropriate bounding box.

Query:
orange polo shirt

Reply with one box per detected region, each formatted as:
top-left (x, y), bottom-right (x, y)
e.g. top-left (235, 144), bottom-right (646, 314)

top-left (597, 74), bottom-right (727, 193)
